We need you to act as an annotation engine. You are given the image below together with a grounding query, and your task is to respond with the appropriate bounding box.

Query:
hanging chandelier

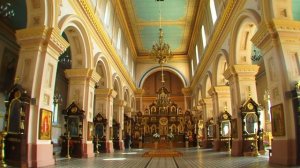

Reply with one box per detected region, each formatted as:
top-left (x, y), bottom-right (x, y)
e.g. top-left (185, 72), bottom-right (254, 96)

top-left (150, 1), bottom-right (172, 65)
top-left (151, 0), bottom-right (172, 110)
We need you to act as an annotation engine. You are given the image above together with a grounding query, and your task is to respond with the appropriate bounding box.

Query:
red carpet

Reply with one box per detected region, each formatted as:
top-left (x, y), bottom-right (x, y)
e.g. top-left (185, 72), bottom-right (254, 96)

top-left (142, 150), bottom-right (183, 157)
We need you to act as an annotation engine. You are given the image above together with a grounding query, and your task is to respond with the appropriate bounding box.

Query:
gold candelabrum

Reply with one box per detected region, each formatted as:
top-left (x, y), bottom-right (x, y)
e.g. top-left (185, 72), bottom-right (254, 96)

top-left (0, 131), bottom-right (7, 167)
top-left (228, 138), bottom-right (231, 151)
top-left (95, 134), bottom-right (99, 155)
top-left (253, 131), bottom-right (260, 156)
top-left (66, 131), bottom-right (71, 159)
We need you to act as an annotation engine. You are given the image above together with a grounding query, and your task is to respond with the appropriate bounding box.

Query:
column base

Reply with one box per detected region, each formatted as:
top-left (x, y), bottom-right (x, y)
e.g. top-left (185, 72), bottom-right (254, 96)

top-left (231, 139), bottom-right (243, 156)
top-left (119, 140), bottom-right (124, 150)
top-left (270, 139), bottom-right (298, 166)
top-left (28, 143), bottom-right (55, 168)
top-left (106, 140), bottom-right (114, 153)
top-left (83, 143), bottom-right (95, 158)
top-left (202, 139), bottom-right (213, 148)
top-left (213, 139), bottom-right (220, 151)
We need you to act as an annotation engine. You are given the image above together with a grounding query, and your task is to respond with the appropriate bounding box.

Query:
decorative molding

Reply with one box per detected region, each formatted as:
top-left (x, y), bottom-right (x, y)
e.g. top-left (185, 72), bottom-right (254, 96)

top-left (16, 26), bottom-right (69, 59)
top-left (64, 68), bottom-right (100, 84)
top-left (136, 55), bottom-right (189, 63)
top-left (223, 64), bottom-right (259, 80)
top-left (190, 0), bottom-right (240, 88)
top-left (181, 87), bottom-right (192, 96)
top-left (72, 0), bottom-right (137, 92)
top-left (95, 88), bottom-right (117, 98)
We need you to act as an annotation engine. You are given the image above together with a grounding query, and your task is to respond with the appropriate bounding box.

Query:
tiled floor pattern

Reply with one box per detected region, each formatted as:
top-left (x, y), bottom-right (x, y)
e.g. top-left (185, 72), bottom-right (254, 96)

top-left (7, 148), bottom-right (300, 168)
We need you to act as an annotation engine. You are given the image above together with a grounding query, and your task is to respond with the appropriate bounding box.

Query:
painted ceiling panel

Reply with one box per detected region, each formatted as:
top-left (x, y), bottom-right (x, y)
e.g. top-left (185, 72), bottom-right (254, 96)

top-left (122, 0), bottom-right (199, 56)
top-left (292, 0), bottom-right (300, 21)
top-left (141, 26), bottom-right (183, 51)
top-left (133, 0), bottom-right (187, 21)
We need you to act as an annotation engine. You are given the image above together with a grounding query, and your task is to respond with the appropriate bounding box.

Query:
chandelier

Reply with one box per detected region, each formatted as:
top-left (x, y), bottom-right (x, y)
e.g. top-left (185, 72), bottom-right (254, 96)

top-left (0, 1), bottom-right (15, 18)
top-left (150, 1), bottom-right (172, 65)
top-left (151, 0), bottom-right (172, 110)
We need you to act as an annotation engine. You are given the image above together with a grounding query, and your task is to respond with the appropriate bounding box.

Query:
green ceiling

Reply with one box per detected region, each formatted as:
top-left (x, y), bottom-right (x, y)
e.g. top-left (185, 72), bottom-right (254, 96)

top-left (133, 0), bottom-right (187, 21)
top-left (292, 0), bottom-right (300, 21)
top-left (141, 26), bottom-right (183, 51)
top-left (123, 0), bottom-right (196, 56)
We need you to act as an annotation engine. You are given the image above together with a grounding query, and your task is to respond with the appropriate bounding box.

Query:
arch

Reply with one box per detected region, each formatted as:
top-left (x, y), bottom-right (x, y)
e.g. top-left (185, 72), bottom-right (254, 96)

top-left (94, 53), bottom-right (112, 88)
top-left (58, 14), bottom-right (93, 69)
top-left (212, 49), bottom-right (230, 86)
top-left (123, 86), bottom-right (130, 104)
top-left (112, 73), bottom-right (122, 99)
top-left (130, 95), bottom-right (135, 110)
top-left (229, 9), bottom-right (261, 65)
top-left (197, 85), bottom-right (203, 103)
top-left (203, 72), bottom-right (213, 98)
top-left (138, 65), bottom-right (188, 88)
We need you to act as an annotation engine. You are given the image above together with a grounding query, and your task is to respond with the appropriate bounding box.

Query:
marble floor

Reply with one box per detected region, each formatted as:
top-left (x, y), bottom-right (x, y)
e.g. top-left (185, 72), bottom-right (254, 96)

top-left (7, 148), bottom-right (300, 168)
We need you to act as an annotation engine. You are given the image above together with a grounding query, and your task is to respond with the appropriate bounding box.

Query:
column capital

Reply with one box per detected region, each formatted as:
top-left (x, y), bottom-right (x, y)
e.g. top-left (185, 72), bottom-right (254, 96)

top-left (210, 85), bottom-right (231, 96)
top-left (199, 98), bottom-right (212, 105)
top-left (16, 26), bottom-right (69, 59)
top-left (223, 64), bottom-right (259, 80)
top-left (95, 88), bottom-right (117, 98)
top-left (115, 99), bottom-right (127, 107)
top-left (181, 87), bottom-right (192, 96)
top-left (135, 88), bottom-right (144, 97)
top-left (65, 68), bottom-right (101, 84)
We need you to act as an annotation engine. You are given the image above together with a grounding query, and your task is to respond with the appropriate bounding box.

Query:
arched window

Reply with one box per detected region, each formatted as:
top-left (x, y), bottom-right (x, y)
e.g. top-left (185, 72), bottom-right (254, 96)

top-left (201, 25), bottom-right (207, 49)
top-left (191, 59), bottom-right (194, 76)
top-left (117, 28), bottom-right (121, 50)
top-left (104, 2), bottom-right (111, 26)
top-left (195, 45), bottom-right (199, 64)
top-left (210, 0), bottom-right (217, 24)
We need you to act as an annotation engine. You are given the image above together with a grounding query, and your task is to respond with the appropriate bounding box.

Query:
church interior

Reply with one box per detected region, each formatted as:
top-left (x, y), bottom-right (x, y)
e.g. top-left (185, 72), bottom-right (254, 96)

top-left (0, 0), bottom-right (300, 167)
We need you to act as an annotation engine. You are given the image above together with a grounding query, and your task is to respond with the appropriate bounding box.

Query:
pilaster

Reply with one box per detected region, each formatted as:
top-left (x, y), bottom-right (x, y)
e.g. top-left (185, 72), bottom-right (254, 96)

top-left (15, 26), bottom-right (69, 167)
top-left (223, 64), bottom-right (259, 156)
top-left (94, 88), bottom-right (116, 153)
top-left (182, 87), bottom-right (192, 111)
top-left (64, 68), bottom-right (100, 158)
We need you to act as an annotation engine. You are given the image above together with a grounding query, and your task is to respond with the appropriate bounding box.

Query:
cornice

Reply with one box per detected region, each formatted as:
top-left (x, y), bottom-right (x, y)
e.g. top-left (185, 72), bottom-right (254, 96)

top-left (72, 0), bottom-right (136, 92)
top-left (181, 87), bottom-right (192, 96)
top-left (115, 0), bottom-right (137, 60)
top-left (191, 0), bottom-right (240, 89)
top-left (136, 55), bottom-right (189, 63)
top-left (223, 64), bottom-right (259, 80)
top-left (16, 26), bottom-right (69, 58)
top-left (95, 88), bottom-right (118, 98)
top-left (65, 68), bottom-right (100, 82)
top-left (187, 0), bottom-right (206, 58)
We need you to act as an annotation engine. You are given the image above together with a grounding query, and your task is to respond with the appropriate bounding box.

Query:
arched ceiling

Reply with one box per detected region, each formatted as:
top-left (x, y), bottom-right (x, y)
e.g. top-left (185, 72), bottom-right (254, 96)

top-left (121, 0), bottom-right (200, 57)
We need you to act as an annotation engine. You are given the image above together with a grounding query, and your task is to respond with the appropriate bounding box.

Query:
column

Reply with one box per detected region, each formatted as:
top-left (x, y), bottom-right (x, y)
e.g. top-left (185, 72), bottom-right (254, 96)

top-left (182, 87), bottom-right (192, 111)
top-left (115, 99), bottom-right (127, 150)
top-left (199, 98), bottom-right (213, 148)
top-left (209, 86), bottom-right (232, 151)
top-left (252, 19), bottom-right (300, 165)
top-left (224, 64), bottom-right (259, 156)
top-left (15, 26), bottom-right (69, 167)
top-left (94, 88), bottom-right (117, 153)
top-left (64, 68), bottom-right (100, 158)
top-left (135, 88), bottom-right (144, 113)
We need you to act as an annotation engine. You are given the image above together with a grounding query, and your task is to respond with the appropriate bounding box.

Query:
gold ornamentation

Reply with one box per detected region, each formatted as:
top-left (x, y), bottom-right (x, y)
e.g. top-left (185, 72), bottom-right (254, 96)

top-left (247, 103), bottom-right (254, 110)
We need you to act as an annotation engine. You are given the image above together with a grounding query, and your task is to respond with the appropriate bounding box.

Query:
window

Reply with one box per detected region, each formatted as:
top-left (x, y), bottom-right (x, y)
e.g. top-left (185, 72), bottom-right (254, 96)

top-left (201, 26), bottom-right (207, 49)
top-left (191, 59), bottom-right (194, 76)
top-left (210, 0), bottom-right (217, 24)
top-left (195, 45), bottom-right (199, 64)
top-left (117, 28), bottom-right (121, 50)
top-left (104, 2), bottom-right (111, 26)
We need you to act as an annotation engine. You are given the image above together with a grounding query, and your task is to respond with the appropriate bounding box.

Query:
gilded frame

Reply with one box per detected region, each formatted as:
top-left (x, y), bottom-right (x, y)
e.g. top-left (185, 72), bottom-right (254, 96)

top-left (271, 103), bottom-right (285, 136)
top-left (39, 108), bottom-right (52, 140)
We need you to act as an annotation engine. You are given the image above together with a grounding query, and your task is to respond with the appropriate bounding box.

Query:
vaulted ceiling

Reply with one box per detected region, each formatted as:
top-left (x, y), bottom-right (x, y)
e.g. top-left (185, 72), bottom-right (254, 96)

top-left (121, 0), bottom-right (200, 57)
